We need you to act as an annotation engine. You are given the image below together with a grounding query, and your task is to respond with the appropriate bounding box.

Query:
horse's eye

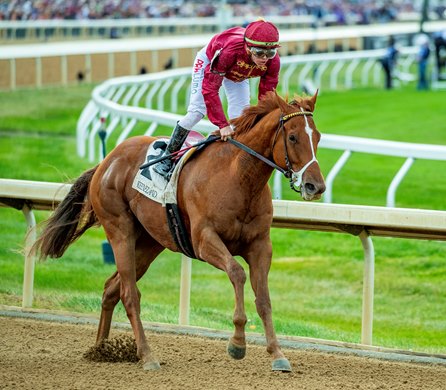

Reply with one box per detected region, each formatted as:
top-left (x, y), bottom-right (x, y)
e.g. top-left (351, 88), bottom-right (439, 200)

top-left (288, 134), bottom-right (298, 143)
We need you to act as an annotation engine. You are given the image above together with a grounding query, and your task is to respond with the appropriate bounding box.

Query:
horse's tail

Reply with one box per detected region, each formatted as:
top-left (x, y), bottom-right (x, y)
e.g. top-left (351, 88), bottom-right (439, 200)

top-left (33, 166), bottom-right (100, 260)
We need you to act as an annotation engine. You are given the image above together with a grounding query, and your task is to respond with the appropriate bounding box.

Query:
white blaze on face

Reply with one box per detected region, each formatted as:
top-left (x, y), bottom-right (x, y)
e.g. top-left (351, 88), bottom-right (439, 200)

top-left (291, 107), bottom-right (318, 188)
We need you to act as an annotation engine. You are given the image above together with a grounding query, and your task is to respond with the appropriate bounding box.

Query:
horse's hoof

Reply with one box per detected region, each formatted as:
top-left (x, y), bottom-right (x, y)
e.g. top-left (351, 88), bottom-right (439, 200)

top-left (143, 361), bottom-right (161, 371)
top-left (272, 358), bottom-right (292, 372)
top-left (227, 342), bottom-right (246, 360)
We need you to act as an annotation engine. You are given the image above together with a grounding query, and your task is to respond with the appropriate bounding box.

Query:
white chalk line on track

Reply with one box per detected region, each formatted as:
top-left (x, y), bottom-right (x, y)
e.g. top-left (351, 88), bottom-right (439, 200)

top-left (1, 305), bottom-right (445, 366)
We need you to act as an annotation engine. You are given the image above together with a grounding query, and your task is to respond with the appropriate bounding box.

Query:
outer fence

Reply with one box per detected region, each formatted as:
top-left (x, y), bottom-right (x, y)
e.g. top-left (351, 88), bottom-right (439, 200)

top-left (0, 16), bottom-right (428, 43)
top-left (76, 49), bottom-right (446, 208)
top-left (1, 178), bottom-right (446, 346)
top-left (0, 15), bottom-right (316, 42)
top-left (3, 20), bottom-right (446, 90)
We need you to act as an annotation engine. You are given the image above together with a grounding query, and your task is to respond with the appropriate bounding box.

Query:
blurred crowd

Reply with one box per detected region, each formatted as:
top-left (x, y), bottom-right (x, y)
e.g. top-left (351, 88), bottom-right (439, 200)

top-left (1, 0), bottom-right (445, 25)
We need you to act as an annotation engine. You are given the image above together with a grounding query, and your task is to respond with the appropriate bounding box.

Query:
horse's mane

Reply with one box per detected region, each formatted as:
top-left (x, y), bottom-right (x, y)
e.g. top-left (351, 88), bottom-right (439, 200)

top-left (231, 91), bottom-right (316, 136)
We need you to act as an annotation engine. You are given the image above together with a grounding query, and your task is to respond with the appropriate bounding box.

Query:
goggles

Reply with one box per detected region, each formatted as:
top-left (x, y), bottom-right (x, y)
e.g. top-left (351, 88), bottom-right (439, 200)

top-left (248, 46), bottom-right (277, 59)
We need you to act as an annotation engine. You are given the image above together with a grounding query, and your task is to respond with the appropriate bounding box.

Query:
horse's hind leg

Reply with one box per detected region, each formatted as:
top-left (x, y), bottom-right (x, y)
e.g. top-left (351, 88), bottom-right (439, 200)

top-left (96, 270), bottom-right (120, 343)
top-left (96, 233), bottom-right (164, 344)
top-left (100, 214), bottom-right (163, 370)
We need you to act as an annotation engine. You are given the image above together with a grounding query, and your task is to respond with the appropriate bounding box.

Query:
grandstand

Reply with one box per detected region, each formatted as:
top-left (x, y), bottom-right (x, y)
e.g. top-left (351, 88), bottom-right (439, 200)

top-left (1, 0), bottom-right (444, 28)
top-left (0, 0), bottom-right (423, 23)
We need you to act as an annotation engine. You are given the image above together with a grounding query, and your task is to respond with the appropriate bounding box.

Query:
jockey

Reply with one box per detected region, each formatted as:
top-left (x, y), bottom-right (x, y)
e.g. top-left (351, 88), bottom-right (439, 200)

top-left (154, 19), bottom-right (281, 179)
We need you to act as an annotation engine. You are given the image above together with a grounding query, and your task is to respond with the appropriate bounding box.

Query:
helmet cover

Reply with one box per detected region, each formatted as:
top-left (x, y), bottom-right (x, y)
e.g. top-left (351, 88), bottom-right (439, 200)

top-left (244, 20), bottom-right (280, 48)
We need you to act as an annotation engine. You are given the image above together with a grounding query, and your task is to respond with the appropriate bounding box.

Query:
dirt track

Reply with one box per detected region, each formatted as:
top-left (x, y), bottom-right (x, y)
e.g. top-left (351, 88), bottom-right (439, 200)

top-left (1, 315), bottom-right (446, 390)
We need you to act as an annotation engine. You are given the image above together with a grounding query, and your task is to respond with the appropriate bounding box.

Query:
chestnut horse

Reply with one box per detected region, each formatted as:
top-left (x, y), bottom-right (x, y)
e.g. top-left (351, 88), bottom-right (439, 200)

top-left (34, 91), bottom-right (325, 372)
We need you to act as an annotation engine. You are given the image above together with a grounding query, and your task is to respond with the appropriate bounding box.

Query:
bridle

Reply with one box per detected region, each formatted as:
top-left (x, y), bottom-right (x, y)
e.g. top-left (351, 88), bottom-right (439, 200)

top-left (270, 108), bottom-right (319, 192)
top-left (227, 108), bottom-right (318, 193)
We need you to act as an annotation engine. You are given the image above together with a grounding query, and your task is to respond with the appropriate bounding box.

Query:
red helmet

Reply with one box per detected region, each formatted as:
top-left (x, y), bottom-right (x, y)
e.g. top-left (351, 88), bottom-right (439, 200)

top-left (244, 20), bottom-right (280, 48)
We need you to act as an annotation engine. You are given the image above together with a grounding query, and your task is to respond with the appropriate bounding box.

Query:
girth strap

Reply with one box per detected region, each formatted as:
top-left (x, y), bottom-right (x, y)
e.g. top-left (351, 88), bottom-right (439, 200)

top-left (165, 203), bottom-right (197, 260)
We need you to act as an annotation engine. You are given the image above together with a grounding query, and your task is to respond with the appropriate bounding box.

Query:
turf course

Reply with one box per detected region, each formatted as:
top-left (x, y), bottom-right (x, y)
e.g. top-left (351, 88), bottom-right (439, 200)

top-left (0, 84), bottom-right (445, 354)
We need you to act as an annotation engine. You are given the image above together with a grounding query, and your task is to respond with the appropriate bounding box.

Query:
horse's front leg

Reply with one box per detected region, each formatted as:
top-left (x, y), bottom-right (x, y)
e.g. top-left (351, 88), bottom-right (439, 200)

top-left (246, 238), bottom-right (292, 372)
top-left (227, 260), bottom-right (248, 360)
top-left (194, 228), bottom-right (248, 360)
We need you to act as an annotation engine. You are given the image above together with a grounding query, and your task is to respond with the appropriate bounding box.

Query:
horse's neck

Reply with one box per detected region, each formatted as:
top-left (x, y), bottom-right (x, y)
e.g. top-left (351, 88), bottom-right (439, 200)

top-left (236, 120), bottom-right (275, 161)
top-left (233, 128), bottom-right (275, 192)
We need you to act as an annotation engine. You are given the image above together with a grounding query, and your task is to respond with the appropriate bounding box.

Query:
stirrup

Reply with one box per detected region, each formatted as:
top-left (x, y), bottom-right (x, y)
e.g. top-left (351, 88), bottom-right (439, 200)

top-left (153, 158), bottom-right (173, 179)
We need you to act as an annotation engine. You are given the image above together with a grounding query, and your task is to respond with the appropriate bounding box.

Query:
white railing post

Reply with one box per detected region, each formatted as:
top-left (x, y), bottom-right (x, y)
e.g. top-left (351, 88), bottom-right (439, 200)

top-left (386, 157), bottom-right (414, 208)
top-left (323, 150), bottom-right (351, 204)
top-left (359, 230), bottom-right (375, 345)
top-left (179, 255), bottom-right (192, 325)
top-left (22, 204), bottom-right (36, 308)
top-left (273, 171), bottom-right (283, 199)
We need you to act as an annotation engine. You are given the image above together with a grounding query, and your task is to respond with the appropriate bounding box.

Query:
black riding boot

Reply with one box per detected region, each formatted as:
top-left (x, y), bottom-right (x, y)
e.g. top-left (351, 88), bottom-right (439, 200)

top-left (153, 123), bottom-right (189, 179)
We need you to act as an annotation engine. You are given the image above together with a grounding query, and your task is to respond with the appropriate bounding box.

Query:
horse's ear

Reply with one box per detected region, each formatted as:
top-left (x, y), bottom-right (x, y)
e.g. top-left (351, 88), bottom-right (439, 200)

top-left (308, 89), bottom-right (319, 111)
top-left (275, 90), bottom-right (289, 112)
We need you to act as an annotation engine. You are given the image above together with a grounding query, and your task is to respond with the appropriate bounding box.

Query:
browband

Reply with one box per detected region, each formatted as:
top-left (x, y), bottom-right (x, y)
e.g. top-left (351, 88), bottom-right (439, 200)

top-left (281, 111), bottom-right (313, 121)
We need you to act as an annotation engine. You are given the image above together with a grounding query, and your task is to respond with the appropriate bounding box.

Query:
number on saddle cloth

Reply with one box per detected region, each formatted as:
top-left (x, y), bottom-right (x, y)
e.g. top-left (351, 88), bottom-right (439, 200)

top-left (140, 131), bottom-right (207, 180)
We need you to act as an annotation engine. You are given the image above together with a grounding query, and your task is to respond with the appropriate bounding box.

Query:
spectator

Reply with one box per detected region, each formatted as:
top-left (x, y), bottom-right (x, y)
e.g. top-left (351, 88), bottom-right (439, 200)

top-left (433, 30), bottom-right (446, 81)
top-left (379, 35), bottom-right (398, 89)
top-left (415, 34), bottom-right (430, 90)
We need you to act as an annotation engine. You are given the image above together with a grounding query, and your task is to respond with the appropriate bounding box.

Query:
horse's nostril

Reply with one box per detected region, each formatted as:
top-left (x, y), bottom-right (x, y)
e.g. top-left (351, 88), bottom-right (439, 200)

top-left (304, 182), bottom-right (316, 194)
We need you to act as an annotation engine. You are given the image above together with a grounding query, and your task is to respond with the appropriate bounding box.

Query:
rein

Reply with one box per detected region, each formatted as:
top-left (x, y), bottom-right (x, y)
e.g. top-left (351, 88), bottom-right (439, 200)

top-left (227, 138), bottom-right (288, 176)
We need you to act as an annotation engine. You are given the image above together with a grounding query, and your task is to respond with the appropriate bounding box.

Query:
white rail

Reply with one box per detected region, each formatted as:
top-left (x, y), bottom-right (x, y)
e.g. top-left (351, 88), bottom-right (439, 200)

top-left (76, 49), bottom-right (446, 207)
top-left (1, 179), bottom-right (445, 346)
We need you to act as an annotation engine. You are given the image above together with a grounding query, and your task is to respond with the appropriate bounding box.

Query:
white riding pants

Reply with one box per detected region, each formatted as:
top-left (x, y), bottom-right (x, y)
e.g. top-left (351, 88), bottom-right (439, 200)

top-left (179, 46), bottom-right (250, 130)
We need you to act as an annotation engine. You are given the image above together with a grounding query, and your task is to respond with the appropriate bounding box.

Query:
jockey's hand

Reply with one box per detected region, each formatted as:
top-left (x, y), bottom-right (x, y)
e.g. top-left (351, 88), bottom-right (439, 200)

top-left (219, 125), bottom-right (234, 141)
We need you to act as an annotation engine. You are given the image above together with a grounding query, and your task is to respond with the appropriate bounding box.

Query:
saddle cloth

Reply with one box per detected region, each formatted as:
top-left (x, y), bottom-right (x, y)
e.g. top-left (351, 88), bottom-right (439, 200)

top-left (132, 131), bottom-right (204, 206)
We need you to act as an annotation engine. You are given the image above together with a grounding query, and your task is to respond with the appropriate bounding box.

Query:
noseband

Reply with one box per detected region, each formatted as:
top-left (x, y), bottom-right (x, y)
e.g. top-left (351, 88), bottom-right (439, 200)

top-left (272, 108), bottom-right (319, 193)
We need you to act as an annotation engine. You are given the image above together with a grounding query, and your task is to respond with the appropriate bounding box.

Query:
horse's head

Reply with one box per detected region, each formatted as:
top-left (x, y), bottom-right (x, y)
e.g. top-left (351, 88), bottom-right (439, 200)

top-left (270, 91), bottom-right (326, 201)
top-left (231, 90), bottom-right (325, 201)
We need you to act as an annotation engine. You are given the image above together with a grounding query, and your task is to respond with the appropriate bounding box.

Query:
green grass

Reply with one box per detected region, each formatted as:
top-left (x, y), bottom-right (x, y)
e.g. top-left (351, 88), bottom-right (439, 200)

top-left (0, 84), bottom-right (445, 354)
